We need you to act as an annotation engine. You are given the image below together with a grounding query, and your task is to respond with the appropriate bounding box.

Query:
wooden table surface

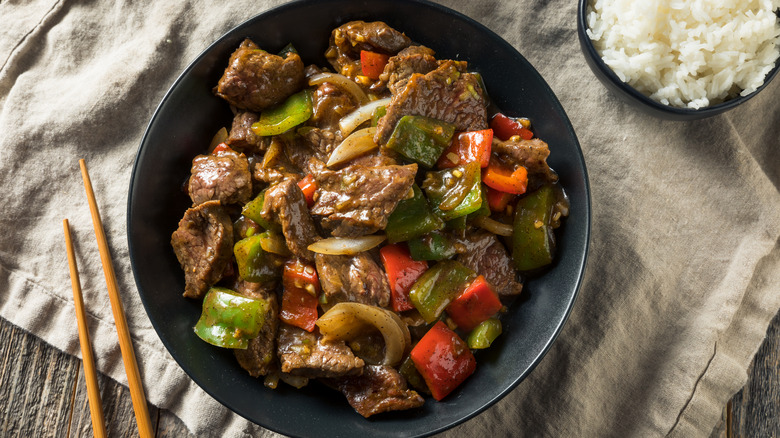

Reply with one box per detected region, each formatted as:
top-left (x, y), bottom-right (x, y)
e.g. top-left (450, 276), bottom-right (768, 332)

top-left (1, 312), bottom-right (777, 437)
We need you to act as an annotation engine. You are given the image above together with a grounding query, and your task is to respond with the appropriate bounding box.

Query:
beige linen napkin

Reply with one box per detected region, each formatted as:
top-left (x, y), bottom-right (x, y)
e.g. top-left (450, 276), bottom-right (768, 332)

top-left (1, 0), bottom-right (778, 436)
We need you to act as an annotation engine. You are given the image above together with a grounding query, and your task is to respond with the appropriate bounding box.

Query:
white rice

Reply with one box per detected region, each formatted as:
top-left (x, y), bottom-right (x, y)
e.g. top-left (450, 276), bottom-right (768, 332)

top-left (586, 0), bottom-right (780, 109)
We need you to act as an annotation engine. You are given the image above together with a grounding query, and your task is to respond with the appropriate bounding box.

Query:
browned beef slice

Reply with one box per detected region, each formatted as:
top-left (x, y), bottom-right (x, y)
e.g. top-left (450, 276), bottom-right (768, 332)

top-left (252, 138), bottom-right (303, 184)
top-left (375, 60), bottom-right (488, 146)
top-left (326, 21), bottom-right (412, 79)
top-left (315, 253), bottom-right (391, 307)
top-left (231, 279), bottom-right (279, 377)
top-left (332, 365), bottom-right (424, 418)
top-left (227, 111), bottom-right (271, 153)
top-left (379, 45), bottom-right (439, 95)
top-left (188, 150), bottom-right (252, 206)
top-left (311, 163), bottom-right (417, 237)
top-left (311, 82), bottom-right (358, 132)
top-left (277, 323), bottom-right (364, 378)
top-left (297, 128), bottom-right (340, 162)
top-left (214, 38), bottom-right (304, 112)
top-left (260, 178), bottom-right (320, 262)
top-left (491, 137), bottom-right (558, 184)
top-left (171, 200), bottom-right (233, 299)
top-left (456, 232), bottom-right (523, 297)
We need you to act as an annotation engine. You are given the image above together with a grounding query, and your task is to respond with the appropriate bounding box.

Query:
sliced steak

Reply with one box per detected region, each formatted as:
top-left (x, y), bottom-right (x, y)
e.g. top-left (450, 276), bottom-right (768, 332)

top-left (311, 163), bottom-right (417, 237)
top-left (311, 82), bottom-right (358, 132)
top-left (227, 111), bottom-right (271, 153)
top-left (171, 200), bottom-right (233, 299)
top-left (491, 137), bottom-right (558, 185)
top-left (231, 279), bottom-right (279, 377)
top-left (455, 232), bottom-right (523, 297)
top-left (277, 323), bottom-right (364, 378)
top-left (315, 253), bottom-right (391, 308)
top-left (260, 178), bottom-right (320, 262)
top-left (332, 365), bottom-right (424, 418)
top-left (379, 45), bottom-right (439, 95)
top-left (375, 60), bottom-right (488, 146)
top-left (188, 150), bottom-right (252, 206)
top-left (215, 38), bottom-right (304, 112)
top-left (326, 21), bottom-right (412, 80)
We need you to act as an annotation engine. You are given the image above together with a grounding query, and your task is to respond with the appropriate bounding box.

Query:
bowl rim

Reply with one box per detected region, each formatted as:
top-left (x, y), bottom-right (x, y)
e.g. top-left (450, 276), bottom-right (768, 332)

top-left (576, 0), bottom-right (780, 116)
top-left (127, 0), bottom-right (591, 435)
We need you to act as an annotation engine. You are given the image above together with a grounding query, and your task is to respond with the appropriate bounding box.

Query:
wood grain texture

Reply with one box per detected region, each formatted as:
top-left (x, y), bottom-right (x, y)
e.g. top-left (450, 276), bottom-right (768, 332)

top-left (0, 312), bottom-right (776, 437)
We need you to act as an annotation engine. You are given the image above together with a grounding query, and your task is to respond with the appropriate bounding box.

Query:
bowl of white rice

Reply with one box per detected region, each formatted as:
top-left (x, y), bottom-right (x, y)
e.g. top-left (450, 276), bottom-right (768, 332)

top-left (578, 0), bottom-right (780, 120)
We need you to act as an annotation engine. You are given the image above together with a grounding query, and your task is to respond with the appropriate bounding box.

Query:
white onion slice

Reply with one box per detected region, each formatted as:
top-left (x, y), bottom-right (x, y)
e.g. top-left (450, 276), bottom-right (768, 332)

top-left (209, 127), bottom-right (228, 150)
top-left (473, 216), bottom-right (514, 236)
top-left (326, 127), bottom-right (378, 167)
top-left (316, 302), bottom-right (410, 366)
top-left (307, 235), bottom-right (386, 255)
top-left (338, 98), bottom-right (391, 136)
top-left (308, 72), bottom-right (369, 105)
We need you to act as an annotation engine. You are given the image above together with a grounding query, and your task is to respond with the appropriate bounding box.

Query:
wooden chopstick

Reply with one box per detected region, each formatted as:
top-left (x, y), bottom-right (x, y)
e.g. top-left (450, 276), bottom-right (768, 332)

top-left (63, 219), bottom-right (108, 438)
top-left (79, 159), bottom-right (154, 438)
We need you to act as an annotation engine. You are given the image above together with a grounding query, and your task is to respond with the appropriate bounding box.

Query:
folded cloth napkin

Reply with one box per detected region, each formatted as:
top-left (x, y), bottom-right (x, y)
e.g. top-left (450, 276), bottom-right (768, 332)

top-left (1, 0), bottom-right (778, 436)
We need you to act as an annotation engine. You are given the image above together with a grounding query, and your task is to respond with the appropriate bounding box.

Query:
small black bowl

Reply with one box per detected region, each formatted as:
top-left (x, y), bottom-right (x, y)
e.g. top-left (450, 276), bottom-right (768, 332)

top-left (128, 0), bottom-right (590, 436)
top-left (577, 0), bottom-right (780, 121)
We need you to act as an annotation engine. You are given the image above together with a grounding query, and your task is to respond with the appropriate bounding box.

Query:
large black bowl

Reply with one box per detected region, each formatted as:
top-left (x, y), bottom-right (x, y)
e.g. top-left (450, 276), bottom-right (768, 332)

top-left (128, 0), bottom-right (590, 436)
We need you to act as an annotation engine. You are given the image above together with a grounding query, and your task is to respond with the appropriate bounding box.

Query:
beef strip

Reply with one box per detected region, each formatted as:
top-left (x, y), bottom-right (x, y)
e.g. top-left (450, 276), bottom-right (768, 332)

top-left (231, 279), bottom-right (279, 377)
top-left (188, 150), bottom-right (252, 206)
top-left (252, 137), bottom-right (302, 184)
top-left (171, 200), bottom-right (233, 299)
top-left (311, 163), bottom-right (417, 237)
top-left (277, 323), bottom-right (364, 378)
top-left (315, 252), bottom-right (391, 308)
top-left (311, 82), bottom-right (358, 132)
top-left (379, 45), bottom-right (439, 95)
top-left (214, 38), bottom-right (304, 112)
top-left (455, 232), bottom-right (523, 297)
top-left (331, 365), bottom-right (424, 418)
top-left (297, 128), bottom-right (340, 161)
top-left (325, 21), bottom-right (412, 81)
top-left (260, 178), bottom-right (320, 262)
top-left (491, 137), bottom-right (558, 185)
top-left (375, 60), bottom-right (488, 146)
top-left (226, 111), bottom-right (271, 153)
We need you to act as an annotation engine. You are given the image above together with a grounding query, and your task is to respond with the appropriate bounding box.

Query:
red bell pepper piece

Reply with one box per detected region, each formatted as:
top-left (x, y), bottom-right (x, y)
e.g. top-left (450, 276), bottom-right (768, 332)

top-left (485, 186), bottom-right (516, 212)
top-left (282, 259), bottom-right (320, 295)
top-left (380, 243), bottom-right (428, 312)
top-left (410, 321), bottom-right (476, 401)
top-left (280, 285), bottom-right (319, 332)
top-left (436, 129), bottom-right (493, 169)
top-left (360, 50), bottom-right (390, 80)
top-left (212, 142), bottom-right (235, 155)
top-left (446, 276), bottom-right (502, 332)
top-left (280, 259), bottom-right (320, 332)
top-left (490, 113), bottom-right (533, 141)
top-left (297, 174), bottom-right (317, 207)
top-left (483, 161), bottom-right (528, 195)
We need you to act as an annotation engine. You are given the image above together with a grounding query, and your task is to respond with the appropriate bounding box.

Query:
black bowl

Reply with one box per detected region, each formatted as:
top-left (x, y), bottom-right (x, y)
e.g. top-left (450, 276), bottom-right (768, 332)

top-left (577, 0), bottom-right (780, 121)
top-left (128, 0), bottom-right (590, 436)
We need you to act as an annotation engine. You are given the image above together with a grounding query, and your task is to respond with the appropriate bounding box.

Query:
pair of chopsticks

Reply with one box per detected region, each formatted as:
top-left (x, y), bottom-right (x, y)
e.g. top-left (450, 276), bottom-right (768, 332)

top-left (63, 159), bottom-right (154, 438)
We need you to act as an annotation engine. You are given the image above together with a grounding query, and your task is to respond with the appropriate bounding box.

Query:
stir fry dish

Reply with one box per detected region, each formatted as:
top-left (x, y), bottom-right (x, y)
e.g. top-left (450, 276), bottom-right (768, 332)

top-left (171, 20), bottom-right (569, 418)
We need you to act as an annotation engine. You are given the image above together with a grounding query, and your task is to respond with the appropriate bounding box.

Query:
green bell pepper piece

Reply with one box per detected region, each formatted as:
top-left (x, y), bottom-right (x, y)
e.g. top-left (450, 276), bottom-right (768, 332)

top-left (407, 231), bottom-right (457, 261)
top-left (234, 234), bottom-right (279, 283)
top-left (277, 43), bottom-right (297, 57)
top-left (251, 89), bottom-right (313, 136)
top-left (242, 190), bottom-right (282, 232)
top-left (467, 318), bottom-right (502, 349)
top-left (512, 184), bottom-right (556, 271)
top-left (193, 287), bottom-right (268, 349)
top-left (385, 184), bottom-right (444, 243)
top-left (409, 260), bottom-right (475, 323)
top-left (385, 115), bottom-right (455, 168)
top-left (423, 161), bottom-right (482, 221)
top-left (371, 105), bottom-right (387, 127)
